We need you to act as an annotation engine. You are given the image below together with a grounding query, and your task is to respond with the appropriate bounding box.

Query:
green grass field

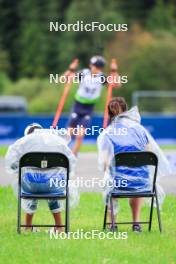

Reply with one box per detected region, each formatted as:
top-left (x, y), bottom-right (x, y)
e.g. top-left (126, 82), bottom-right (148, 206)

top-left (1, 144), bottom-right (176, 157)
top-left (0, 187), bottom-right (176, 264)
top-left (0, 145), bottom-right (8, 156)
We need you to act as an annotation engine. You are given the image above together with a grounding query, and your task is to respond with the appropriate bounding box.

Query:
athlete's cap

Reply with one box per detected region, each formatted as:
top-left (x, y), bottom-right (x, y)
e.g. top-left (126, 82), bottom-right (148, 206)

top-left (90, 56), bottom-right (106, 68)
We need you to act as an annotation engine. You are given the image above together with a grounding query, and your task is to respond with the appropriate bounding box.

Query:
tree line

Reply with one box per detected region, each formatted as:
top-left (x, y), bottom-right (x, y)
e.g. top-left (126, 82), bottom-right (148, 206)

top-left (0, 0), bottom-right (174, 79)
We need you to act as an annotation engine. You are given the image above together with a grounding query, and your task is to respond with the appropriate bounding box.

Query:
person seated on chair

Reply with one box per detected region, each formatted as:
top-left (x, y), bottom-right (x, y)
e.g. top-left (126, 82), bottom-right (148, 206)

top-left (5, 123), bottom-right (77, 232)
top-left (97, 97), bottom-right (170, 232)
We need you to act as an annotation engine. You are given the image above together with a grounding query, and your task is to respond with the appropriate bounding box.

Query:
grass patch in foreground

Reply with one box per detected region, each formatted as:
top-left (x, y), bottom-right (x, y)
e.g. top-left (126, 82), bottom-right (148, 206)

top-left (80, 144), bottom-right (97, 152)
top-left (0, 144), bottom-right (176, 157)
top-left (79, 144), bottom-right (176, 152)
top-left (0, 145), bottom-right (8, 156)
top-left (0, 144), bottom-right (97, 156)
top-left (0, 187), bottom-right (176, 264)
top-left (160, 145), bottom-right (176, 150)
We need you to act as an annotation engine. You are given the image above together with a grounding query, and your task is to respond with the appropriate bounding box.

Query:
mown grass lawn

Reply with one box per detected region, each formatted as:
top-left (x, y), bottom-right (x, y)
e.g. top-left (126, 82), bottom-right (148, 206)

top-left (1, 144), bottom-right (176, 157)
top-left (0, 145), bottom-right (8, 157)
top-left (0, 187), bottom-right (176, 264)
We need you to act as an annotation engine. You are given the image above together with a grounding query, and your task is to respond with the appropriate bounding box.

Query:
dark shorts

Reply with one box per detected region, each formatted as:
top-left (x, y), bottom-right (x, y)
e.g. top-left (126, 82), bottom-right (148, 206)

top-left (67, 100), bottom-right (94, 128)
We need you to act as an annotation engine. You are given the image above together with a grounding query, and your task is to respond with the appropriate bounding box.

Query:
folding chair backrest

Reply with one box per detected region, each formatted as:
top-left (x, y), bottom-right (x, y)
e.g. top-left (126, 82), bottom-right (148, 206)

top-left (113, 151), bottom-right (158, 192)
top-left (19, 152), bottom-right (70, 184)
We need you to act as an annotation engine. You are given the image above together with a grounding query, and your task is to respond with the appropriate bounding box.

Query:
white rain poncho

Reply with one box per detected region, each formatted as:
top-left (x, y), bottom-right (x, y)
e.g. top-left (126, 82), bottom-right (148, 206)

top-left (97, 106), bottom-right (173, 207)
top-left (5, 128), bottom-right (79, 210)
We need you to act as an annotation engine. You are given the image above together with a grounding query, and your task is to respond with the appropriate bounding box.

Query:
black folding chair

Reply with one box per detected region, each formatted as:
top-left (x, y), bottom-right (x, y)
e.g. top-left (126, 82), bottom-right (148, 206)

top-left (17, 152), bottom-right (70, 234)
top-left (103, 151), bottom-right (162, 233)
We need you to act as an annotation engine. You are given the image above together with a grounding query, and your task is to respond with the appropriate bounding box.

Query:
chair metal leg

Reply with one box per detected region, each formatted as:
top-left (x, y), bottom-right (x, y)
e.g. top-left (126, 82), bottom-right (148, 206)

top-left (103, 204), bottom-right (108, 230)
top-left (110, 196), bottom-right (115, 232)
top-left (155, 189), bottom-right (162, 233)
top-left (65, 192), bottom-right (69, 233)
top-left (17, 196), bottom-right (21, 234)
top-left (148, 196), bottom-right (154, 231)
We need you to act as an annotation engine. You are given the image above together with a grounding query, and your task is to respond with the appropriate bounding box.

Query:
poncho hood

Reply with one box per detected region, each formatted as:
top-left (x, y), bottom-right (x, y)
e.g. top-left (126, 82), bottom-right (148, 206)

top-left (114, 106), bottom-right (141, 124)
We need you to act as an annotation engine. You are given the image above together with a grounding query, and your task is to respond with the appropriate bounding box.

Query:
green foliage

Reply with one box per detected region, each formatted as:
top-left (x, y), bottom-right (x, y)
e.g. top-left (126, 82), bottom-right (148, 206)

top-left (58, 0), bottom-right (124, 68)
top-left (1, 77), bottom-right (77, 113)
top-left (0, 0), bottom-right (176, 79)
top-left (28, 82), bottom-right (74, 114)
top-left (146, 0), bottom-right (176, 32)
top-left (117, 0), bottom-right (152, 23)
top-left (0, 49), bottom-right (10, 73)
top-left (104, 26), bottom-right (176, 111)
top-left (18, 0), bottom-right (62, 77)
top-left (128, 33), bottom-right (176, 112)
top-left (5, 78), bottom-right (47, 100)
top-left (0, 1), bottom-right (176, 113)
top-left (129, 34), bottom-right (176, 92)
top-left (0, 72), bottom-right (11, 94)
top-left (0, 1), bottom-right (20, 79)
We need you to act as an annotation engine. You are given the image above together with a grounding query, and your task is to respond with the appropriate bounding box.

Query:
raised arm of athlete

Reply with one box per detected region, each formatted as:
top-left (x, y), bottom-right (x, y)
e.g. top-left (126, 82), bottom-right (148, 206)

top-left (59, 59), bottom-right (79, 83)
top-left (109, 58), bottom-right (122, 89)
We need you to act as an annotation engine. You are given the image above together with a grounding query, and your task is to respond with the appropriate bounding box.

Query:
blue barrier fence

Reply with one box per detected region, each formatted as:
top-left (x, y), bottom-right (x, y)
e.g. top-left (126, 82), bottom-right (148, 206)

top-left (0, 114), bottom-right (176, 143)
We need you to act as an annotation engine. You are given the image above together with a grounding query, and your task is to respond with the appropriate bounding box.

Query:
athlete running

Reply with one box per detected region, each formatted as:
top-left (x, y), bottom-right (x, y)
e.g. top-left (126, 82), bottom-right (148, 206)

top-left (62, 56), bottom-right (121, 155)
